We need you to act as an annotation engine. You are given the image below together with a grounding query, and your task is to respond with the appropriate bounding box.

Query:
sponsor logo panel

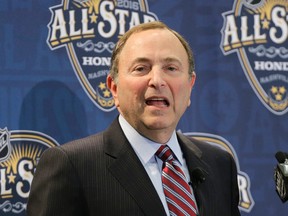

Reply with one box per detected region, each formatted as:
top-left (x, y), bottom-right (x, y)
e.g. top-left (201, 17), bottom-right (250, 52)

top-left (47, 0), bottom-right (158, 111)
top-left (0, 128), bottom-right (59, 214)
top-left (185, 132), bottom-right (254, 212)
top-left (221, 0), bottom-right (288, 115)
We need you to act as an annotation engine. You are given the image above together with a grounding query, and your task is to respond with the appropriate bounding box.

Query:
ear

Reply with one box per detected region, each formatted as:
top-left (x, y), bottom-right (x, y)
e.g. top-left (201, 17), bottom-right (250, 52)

top-left (190, 71), bottom-right (196, 88)
top-left (106, 74), bottom-right (119, 107)
top-left (187, 71), bottom-right (196, 107)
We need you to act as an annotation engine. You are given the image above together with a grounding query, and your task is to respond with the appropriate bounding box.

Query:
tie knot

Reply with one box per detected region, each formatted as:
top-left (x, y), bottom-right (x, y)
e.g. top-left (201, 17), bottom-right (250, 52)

top-left (155, 145), bottom-right (173, 162)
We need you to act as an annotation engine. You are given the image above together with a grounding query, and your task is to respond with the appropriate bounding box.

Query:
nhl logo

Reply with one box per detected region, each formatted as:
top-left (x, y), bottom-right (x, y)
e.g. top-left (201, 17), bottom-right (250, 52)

top-left (220, 0), bottom-right (288, 115)
top-left (0, 128), bottom-right (11, 163)
top-left (47, 0), bottom-right (158, 111)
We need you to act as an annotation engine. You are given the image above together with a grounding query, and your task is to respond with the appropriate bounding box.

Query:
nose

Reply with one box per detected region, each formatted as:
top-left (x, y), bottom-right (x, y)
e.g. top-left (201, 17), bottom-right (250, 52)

top-left (148, 68), bottom-right (166, 89)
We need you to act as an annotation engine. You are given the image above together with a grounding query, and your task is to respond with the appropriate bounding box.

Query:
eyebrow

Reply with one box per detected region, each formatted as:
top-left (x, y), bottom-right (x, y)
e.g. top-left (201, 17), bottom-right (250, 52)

top-left (130, 56), bottom-right (183, 65)
top-left (162, 57), bottom-right (182, 65)
top-left (131, 57), bottom-right (151, 65)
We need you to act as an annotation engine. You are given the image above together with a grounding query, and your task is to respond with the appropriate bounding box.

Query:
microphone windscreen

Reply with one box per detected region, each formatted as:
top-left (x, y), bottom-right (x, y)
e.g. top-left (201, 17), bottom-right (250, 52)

top-left (275, 151), bottom-right (288, 163)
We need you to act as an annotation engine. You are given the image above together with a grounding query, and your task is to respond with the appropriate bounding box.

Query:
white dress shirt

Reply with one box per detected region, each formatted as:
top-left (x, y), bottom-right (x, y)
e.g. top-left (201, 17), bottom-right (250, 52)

top-left (118, 115), bottom-right (198, 216)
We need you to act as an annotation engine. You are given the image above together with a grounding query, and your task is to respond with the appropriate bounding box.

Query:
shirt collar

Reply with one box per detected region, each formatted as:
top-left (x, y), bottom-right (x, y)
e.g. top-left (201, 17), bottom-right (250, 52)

top-left (118, 115), bottom-right (184, 165)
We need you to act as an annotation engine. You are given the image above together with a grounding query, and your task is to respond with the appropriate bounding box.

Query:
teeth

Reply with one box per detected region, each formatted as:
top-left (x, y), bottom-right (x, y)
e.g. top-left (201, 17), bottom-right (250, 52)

top-left (146, 97), bottom-right (169, 106)
top-left (150, 98), bottom-right (165, 101)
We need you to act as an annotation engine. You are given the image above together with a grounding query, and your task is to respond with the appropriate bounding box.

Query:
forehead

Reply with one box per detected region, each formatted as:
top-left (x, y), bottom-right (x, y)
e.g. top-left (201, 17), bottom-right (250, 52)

top-left (120, 29), bottom-right (188, 61)
top-left (125, 29), bottom-right (180, 47)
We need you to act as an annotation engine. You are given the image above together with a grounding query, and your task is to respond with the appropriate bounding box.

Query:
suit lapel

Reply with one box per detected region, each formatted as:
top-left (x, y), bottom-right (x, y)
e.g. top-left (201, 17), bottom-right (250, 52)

top-left (103, 119), bottom-right (217, 216)
top-left (177, 132), bottom-right (216, 216)
top-left (104, 119), bottom-right (166, 216)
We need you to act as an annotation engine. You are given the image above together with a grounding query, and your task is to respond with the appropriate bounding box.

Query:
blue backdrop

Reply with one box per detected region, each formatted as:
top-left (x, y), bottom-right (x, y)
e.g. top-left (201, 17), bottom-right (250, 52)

top-left (1, 0), bottom-right (288, 215)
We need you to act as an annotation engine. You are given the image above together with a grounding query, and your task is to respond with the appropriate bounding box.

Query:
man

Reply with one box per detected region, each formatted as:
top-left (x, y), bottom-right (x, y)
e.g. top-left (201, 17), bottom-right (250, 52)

top-left (27, 21), bottom-right (240, 216)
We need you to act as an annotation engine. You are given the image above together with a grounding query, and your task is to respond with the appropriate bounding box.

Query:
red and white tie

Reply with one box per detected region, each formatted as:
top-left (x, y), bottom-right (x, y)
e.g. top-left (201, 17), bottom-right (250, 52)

top-left (156, 145), bottom-right (197, 216)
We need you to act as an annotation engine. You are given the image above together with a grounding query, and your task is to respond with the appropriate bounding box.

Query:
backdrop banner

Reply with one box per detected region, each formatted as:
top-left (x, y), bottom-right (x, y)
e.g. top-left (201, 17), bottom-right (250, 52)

top-left (1, 0), bottom-right (288, 215)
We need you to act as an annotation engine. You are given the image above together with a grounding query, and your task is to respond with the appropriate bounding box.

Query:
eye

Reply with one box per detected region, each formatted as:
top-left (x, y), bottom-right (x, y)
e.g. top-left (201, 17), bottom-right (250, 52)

top-left (167, 66), bottom-right (177, 71)
top-left (165, 65), bottom-right (179, 72)
top-left (135, 66), bottom-right (146, 72)
top-left (133, 65), bottom-right (150, 74)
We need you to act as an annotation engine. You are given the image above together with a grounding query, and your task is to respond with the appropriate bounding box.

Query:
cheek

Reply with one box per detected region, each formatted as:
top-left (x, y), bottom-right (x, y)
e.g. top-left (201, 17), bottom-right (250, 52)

top-left (175, 84), bottom-right (192, 106)
top-left (117, 81), bottom-right (141, 104)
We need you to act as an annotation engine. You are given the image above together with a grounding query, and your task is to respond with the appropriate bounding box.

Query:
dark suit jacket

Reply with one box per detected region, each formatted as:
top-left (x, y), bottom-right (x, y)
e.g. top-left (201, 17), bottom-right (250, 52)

top-left (27, 118), bottom-right (240, 216)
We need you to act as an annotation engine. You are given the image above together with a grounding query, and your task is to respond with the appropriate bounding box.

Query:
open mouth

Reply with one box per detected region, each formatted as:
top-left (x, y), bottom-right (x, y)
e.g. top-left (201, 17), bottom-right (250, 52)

top-left (145, 98), bottom-right (170, 107)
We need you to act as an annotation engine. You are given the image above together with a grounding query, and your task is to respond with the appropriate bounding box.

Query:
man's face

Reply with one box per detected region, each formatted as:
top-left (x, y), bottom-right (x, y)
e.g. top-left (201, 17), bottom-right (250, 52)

top-left (107, 29), bottom-right (195, 143)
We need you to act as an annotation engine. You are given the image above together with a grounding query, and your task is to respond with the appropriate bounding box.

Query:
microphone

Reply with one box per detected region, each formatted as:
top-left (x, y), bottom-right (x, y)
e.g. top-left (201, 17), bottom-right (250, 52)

top-left (275, 151), bottom-right (288, 163)
top-left (190, 167), bottom-right (207, 186)
top-left (274, 151), bottom-right (288, 202)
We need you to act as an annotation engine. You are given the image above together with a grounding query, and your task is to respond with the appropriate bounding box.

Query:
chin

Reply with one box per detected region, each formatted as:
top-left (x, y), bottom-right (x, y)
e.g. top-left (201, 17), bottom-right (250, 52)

top-left (144, 119), bottom-right (171, 130)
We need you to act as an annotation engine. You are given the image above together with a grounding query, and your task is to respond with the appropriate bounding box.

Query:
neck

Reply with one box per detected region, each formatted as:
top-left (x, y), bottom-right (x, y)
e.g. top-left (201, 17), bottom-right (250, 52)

top-left (138, 128), bottom-right (174, 144)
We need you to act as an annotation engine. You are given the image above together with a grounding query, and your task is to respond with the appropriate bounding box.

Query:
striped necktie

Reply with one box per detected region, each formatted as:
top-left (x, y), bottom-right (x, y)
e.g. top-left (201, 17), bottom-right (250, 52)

top-left (156, 145), bottom-right (197, 216)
